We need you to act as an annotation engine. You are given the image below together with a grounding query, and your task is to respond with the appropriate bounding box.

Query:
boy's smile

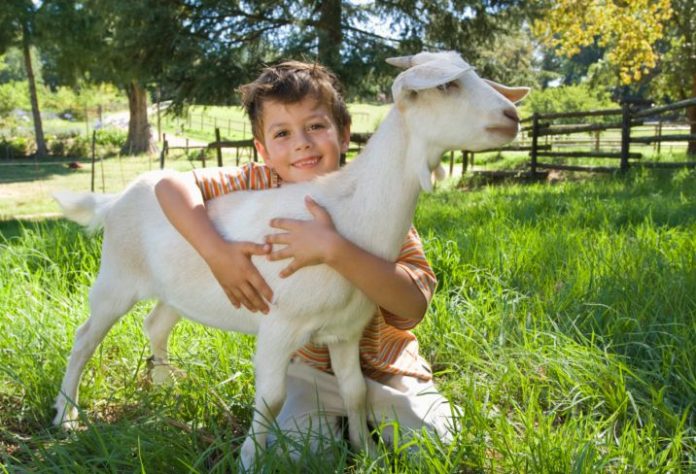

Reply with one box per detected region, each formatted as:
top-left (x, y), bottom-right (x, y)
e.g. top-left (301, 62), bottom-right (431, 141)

top-left (254, 97), bottom-right (350, 183)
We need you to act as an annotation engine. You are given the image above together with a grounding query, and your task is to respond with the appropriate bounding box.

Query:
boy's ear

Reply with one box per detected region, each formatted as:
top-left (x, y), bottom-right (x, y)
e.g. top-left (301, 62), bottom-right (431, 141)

top-left (254, 138), bottom-right (272, 166)
top-left (340, 126), bottom-right (351, 153)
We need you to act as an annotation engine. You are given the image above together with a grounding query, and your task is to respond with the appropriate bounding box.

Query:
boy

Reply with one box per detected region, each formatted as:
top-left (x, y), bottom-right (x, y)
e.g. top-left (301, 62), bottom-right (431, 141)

top-left (155, 61), bottom-right (456, 453)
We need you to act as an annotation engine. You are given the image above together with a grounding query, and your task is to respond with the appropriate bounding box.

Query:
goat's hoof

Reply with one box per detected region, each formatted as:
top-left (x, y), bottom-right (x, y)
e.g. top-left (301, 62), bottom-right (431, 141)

top-left (53, 407), bottom-right (79, 430)
top-left (148, 364), bottom-right (182, 386)
top-left (238, 438), bottom-right (257, 472)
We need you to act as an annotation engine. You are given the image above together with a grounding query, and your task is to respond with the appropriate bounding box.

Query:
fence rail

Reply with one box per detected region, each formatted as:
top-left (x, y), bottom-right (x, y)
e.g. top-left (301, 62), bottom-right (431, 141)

top-left (155, 97), bottom-right (695, 177)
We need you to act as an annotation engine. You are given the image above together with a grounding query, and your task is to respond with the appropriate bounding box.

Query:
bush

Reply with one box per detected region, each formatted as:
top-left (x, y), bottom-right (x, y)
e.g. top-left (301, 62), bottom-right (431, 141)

top-left (519, 84), bottom-right (618, 124)
top-left (66, 135), bottom-right (91, 158)
top-left (94, 129), bottom-right (127, 148)
top-left (0, 136), bottom-right (35, 158)
top-left (0, 81), bottom-right (29, 116)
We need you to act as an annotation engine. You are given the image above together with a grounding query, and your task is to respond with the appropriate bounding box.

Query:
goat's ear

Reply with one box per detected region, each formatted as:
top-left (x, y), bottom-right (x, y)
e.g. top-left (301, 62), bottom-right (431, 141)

top-left (484, 79), bottom-right (530, 103)
top-left (392, 61), bottom-right (467, 103)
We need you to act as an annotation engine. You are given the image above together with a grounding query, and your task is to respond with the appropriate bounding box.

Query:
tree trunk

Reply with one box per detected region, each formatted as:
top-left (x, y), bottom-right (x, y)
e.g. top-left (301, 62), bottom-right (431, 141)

top-left (22, 22), bottom-right (47, 158)
top-left (122, 81), bottom-right (158, 155)
top-left (317, 0), bottom-right (342, 73)
top-left (688, 72), bottom-right (696, 157)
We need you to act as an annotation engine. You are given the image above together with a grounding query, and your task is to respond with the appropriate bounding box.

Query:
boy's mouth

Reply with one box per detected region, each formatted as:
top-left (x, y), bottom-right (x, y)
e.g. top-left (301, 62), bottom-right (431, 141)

top-left (292, 156), bottom-right (322, 168)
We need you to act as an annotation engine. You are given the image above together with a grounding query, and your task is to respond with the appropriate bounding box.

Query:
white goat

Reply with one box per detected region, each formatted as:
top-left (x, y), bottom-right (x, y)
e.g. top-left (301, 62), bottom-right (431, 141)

top-left (53, 51), bottom-right (527, 467)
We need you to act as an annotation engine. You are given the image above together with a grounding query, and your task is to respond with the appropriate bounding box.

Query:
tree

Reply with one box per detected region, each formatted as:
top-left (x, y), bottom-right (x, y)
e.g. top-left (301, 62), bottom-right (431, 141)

top-left (159, 0), bottom-right (538, 105)
top-left (532, 0), bottom-right (673, 85)
top-left (39, 0), bottom-right (192, 154)
top-left (533, 0), bottom-right (696, 155)
top-left (653, 0), bottom-right (696, 155)
top-left (0, 0), bottom-right (47, 157)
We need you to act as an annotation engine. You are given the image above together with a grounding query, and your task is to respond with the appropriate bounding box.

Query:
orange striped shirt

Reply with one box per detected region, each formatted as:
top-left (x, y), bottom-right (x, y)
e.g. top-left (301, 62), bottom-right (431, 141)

top-left (193, 163), bottom-right (436, 381)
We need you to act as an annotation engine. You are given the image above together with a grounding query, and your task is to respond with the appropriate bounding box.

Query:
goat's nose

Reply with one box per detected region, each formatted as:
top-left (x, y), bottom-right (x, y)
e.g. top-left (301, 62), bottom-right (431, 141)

top-left (503, 107), bottom-right (519, 123)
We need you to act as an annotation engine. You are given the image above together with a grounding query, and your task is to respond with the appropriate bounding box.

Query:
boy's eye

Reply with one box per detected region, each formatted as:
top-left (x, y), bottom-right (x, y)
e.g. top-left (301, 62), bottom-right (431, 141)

top-left (273, 130), bottom-right (288, 139)
top-left (308, 123), bottom-right (325, 131)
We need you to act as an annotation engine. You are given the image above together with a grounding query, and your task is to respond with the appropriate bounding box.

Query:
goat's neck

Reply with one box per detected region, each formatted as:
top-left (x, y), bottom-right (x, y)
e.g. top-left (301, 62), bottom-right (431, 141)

top-left (335, 108), bottom-right (434, 260)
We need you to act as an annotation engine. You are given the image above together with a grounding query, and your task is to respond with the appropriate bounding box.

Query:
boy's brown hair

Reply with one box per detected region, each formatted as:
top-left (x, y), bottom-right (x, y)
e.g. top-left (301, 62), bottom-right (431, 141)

top-left (240, 61), bottom-right (351, 142)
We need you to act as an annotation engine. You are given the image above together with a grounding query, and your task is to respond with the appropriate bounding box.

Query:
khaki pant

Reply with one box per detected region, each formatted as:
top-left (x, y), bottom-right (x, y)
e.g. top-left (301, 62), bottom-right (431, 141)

top-left (268, 358), bottom-right (459, 453)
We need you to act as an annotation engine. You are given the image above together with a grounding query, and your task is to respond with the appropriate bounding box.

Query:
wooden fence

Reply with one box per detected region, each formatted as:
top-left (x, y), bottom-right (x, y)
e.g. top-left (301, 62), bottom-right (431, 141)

top-left (523, 97), bottom-right (696, 174)
top-left (158, 97), bottom-right (696, 175)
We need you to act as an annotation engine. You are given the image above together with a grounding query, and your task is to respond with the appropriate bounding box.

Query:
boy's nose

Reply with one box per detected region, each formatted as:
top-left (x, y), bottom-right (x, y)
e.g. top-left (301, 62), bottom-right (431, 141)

top-left (294, 131), bottom-right (312, 150)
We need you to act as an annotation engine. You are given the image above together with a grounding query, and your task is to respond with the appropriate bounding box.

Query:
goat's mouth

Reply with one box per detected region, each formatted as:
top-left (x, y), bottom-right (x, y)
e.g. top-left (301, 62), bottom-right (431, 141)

top-left (485, 125), bottom-right (518, 137)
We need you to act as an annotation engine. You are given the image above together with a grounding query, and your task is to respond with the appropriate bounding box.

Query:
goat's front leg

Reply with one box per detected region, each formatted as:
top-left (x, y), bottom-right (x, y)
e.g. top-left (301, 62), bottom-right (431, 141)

top-left (328, 340), bottom-right (376, 456)
top-left (239, 327), bottom-right (297, 470)
top-left (143, 302), bottom-right (181, 385)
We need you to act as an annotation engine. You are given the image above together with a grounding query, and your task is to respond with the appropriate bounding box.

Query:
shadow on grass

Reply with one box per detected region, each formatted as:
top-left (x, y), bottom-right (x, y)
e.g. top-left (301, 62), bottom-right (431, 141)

top-left (0, 157), bottom-right (95, 184)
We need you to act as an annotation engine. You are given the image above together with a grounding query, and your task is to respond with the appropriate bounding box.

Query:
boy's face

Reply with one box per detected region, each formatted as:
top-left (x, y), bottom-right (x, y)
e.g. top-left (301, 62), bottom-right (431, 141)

top-left (254, 96), bottom-right (350, 183)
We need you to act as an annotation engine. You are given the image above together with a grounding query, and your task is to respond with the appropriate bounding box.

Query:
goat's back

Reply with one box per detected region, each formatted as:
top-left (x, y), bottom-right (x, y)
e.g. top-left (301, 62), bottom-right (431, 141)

top-left (95, 170), bottom-right (373, 342)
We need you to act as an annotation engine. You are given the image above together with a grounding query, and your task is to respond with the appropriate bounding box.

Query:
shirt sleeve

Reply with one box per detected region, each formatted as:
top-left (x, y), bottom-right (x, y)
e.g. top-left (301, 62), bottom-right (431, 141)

top-left (192, 163), bottom-right (273, 200)
top-left (380, 225), bottom-right (437, 330)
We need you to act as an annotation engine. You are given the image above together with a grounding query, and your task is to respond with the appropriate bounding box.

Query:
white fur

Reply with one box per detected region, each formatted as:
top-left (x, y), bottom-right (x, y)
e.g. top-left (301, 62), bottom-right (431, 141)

top-left (52, 51), bottom-right (525, 468)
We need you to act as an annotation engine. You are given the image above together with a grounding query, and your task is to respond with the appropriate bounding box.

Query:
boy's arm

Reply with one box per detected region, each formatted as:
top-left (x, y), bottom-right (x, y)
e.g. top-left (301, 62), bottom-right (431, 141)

top-left (155, 173), bottom-right (273, 314)
top-left (266, 196), bottom-right (428, 322)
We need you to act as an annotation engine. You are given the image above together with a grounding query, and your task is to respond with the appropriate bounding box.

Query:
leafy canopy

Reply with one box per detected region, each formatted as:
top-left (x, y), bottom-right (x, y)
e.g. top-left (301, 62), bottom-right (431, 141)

top-left (533, 0), bottom-right (673, 85)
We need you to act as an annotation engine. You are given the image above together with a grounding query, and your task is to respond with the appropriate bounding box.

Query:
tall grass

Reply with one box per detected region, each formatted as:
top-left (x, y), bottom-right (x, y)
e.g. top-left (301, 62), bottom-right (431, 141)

top-left (0, 170), bottom-right (694, 472)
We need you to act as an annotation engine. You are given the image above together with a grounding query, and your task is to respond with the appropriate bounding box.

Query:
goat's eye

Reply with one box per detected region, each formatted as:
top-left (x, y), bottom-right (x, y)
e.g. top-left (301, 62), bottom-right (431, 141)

top-left (437, 81), bottom-right (459, 92)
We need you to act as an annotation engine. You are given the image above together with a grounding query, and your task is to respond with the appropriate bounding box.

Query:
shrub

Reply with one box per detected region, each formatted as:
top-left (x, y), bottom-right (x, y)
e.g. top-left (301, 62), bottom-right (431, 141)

top-left (0, 81), bottom-right (29, 116)
top-left (94, 129), bottom-right (127, 148)
top-left (0, 136), bottom-right (35, 158)
top-left (519, 84), bottom-right (618, 124)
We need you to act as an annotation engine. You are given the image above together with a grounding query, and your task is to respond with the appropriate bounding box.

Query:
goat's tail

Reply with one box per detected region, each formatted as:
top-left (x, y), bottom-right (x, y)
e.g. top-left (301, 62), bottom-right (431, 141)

top-left (53, 191), bottom-right (117, 232)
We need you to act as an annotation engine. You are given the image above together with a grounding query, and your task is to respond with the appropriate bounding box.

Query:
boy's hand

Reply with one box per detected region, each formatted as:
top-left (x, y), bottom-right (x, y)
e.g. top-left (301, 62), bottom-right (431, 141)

top-left (266, 196), bottom-right (341, 278)
top-left (207, 241), bottom-right (273, 314)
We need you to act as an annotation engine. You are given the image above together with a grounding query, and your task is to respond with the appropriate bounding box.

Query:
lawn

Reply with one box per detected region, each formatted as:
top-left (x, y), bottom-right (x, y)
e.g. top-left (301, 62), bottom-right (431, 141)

top-left (0, 169), bottom-right (694, 472)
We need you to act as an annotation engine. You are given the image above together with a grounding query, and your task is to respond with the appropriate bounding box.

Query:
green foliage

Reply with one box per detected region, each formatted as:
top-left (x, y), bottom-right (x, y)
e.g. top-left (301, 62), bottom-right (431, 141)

top-left (44, 129), bottom-right (127, 158)
top-left (0, 172), bottom-right (694, 471)
top-left (0, 135), bottom-right (34, 157)
top-left (0, 80), bottom-right (28, 115)
top-left (519, 84), bottom-right (618, 123)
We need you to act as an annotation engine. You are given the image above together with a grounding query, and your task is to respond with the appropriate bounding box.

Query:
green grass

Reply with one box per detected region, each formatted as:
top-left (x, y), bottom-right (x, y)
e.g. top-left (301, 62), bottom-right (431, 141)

top-left (1, 169), bottom-right (694, 472)
top-left (0, 154), bottom-right (208, 219)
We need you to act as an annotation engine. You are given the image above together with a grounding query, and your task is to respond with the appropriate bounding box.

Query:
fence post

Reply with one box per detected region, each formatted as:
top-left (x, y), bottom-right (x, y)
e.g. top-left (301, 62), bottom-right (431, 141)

top-left (530, 112), bottom-right (539, 175)
top-left (253, 145), bottom-right (258, 162)
top-left (215, 128), bottom-right (223, 167)
top-left (449, 150), bottom-right (454, 176)
top-left (90, 130), bottom-right (96, 192)
top-left (461, 150), bottom-right (468, 175)
top-left (656, 120), bottom-right (663, 155)
top-left (620, 101), bottom-right (631, 173)
top-left (160, 140), bottom-right (168, 169)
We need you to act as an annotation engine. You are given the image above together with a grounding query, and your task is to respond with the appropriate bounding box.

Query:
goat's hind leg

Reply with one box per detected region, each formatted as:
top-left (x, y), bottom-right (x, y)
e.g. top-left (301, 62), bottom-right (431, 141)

top-left (328, 340), bottom-right (376, 457)
top-left (54, 275), bottom-right (136, 429)
top-left (239, 325), bottom-right (300, 470)
top-left (143, 302), bottom-right (181, 385)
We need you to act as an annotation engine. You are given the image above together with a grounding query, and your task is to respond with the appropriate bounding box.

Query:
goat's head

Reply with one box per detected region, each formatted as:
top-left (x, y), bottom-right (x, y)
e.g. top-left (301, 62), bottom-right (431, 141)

top-left (387, 51), bottom-right (529, 191)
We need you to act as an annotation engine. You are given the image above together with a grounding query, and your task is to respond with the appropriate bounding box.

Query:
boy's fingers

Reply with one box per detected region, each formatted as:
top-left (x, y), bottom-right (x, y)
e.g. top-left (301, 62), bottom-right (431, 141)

top-left (305, 195), bottom-right (331, 222)
top-left (269, 218), bottom-right (299, 230)
top-left (249, 274), bottom-right (274, 303)
top-left (240, 282), bottom-right (268, 313)
top-left (265, 233), bottom-right (289, 245)
top-left (267, 247), bottom-right (293, 261)
top-left (241, 242), bottom-right (271, 255)
top-left (226, 289), bottom-right (242, 309)
top-left (280, 262), bottom-right (299, 278)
